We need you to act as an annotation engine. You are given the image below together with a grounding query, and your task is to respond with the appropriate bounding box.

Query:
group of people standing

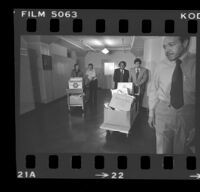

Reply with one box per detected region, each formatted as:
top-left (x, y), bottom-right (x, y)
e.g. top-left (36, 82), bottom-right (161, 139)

top-left (71, 58), bottom-right (148, 107)
top-left (70, 35), bottom-right (195, 154)
top-left (114, 36), bottom-right (195, 154)
top-left (113, 36), bottom-right (195, 154)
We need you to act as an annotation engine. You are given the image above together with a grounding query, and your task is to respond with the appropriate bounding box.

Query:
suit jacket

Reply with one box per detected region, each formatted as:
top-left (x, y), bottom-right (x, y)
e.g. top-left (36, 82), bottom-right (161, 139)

top-left (129, 67), bottom-right (148, 94)
top-left (113, 68), bottom-right (129, 89)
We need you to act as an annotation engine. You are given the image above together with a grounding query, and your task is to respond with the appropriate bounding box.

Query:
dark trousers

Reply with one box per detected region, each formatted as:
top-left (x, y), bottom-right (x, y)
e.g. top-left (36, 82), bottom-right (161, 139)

top-left (136, 92), bottom-right (144, 109)
top-left (114, 82), bottom-right (118, 89)
top-left (88, 79), bottom-right (98, 104)
top-left (133, 84), bottom-right (145, 110)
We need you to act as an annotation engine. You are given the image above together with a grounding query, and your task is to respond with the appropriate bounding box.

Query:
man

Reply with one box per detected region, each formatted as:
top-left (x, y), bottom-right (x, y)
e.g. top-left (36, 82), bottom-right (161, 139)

top-left (129, 58), bottom-right (148, 109)
top-left (71, 63), bottom-right (83, 77)
top-left (148, 36), bottom-right (195, 154)
top-left (85, 63), bottom-right (98, 104)
top-left (105, 61), bottom-right (129, 144)
top-left (113, 61), bottom-right (129, 89)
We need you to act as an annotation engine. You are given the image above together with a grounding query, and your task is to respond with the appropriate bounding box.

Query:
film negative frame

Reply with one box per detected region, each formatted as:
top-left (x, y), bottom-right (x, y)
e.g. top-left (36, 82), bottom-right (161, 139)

top-left (14, 9), bottom-right (200, 180)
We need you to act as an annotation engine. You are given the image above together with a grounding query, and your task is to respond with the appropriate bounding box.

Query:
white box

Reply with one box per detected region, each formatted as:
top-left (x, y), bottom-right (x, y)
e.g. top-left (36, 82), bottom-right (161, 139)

top-left (68, 77), bottom-right (83, 89)
top-left (100, 101), bottom-right (138, 134)
top-left (117, 82), bottom-right (133, 91)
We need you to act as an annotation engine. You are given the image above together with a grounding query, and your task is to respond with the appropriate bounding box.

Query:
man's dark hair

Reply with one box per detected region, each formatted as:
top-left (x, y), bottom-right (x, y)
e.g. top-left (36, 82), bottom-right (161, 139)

top-left (179, 36), bottom-right (190, 50)
top-left (88, 63), bottom-right (93, 67)
top-left (134, 58), bottom-right (142, 64)
top-left (179, 36), bottom-right (190, 43)
top-left (119, 61), bottom-right (126, 67)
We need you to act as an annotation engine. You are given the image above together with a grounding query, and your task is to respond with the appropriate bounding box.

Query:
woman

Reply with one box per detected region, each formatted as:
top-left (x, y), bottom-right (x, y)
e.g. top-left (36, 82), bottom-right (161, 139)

top-left (71, 63), bottom-right (83, 77)
top-left (85, 63), bottom-right (98, 104)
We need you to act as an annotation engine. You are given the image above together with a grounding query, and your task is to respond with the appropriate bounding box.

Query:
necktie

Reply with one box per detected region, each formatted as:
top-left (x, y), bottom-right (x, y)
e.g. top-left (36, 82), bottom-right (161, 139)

top-left (120, 69), bottom-right (123, 81)
top-left (170, 59), bottom-right (184, 109)
top-left (136, 68), bottom-right (139, 80)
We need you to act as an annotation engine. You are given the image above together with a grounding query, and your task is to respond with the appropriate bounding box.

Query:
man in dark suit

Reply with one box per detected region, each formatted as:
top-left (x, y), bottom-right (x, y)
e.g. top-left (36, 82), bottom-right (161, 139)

top-left (105, 61), bottom-right (129, 145)
top-left (113, 61), bottom-right (129, 89)
top-left (129, 58), bottom-right (148, 109)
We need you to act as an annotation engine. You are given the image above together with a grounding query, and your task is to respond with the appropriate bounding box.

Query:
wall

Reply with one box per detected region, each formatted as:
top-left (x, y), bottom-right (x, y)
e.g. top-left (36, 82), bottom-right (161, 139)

top-left (20, 36), bottom-right (78, 114)
top-left (20, 37), bottom-right (35, 114)
top-left (26, 36), bottom-right (47, 104)
top-left (85, 51), bottom-right (136, 89)
top-left (51, 55), bottom-right (75, 100)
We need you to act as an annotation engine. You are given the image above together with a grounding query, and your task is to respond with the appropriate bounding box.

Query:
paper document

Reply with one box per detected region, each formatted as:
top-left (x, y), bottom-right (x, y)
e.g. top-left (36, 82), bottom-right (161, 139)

top-left (109, 93), bottom-right (134, 111)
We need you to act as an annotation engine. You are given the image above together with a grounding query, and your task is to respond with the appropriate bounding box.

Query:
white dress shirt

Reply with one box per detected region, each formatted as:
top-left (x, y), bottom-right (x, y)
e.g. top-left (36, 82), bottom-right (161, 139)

top-left (135, 67), bottom-right (140, 73)
top-left (148, 52), bottom-right (196, 117)
top-left (120, 69), bottom-right (124, 74)
top-left (86, 69), bottom-right (97, 80)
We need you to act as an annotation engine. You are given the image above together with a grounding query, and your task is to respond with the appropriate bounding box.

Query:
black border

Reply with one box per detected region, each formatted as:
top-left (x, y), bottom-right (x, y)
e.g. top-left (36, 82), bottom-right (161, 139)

top-left (9, 8), bottom-right (200, 186)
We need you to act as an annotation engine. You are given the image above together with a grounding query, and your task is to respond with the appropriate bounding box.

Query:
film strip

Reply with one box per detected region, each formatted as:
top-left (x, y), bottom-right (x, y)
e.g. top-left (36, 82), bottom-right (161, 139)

top-left (14, 9), bottom-right (200, 180)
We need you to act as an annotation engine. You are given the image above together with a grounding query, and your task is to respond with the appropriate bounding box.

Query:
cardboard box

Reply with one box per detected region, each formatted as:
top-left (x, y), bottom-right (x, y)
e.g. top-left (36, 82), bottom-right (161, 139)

top-left (68, 77), bottom-right (83, 89)
top-left (100, 102), bottom-right (138, 134)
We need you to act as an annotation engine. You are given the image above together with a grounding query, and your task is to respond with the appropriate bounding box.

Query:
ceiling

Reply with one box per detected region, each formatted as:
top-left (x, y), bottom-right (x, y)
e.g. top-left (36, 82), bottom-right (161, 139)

top-left (59, 36), bottom-right (135, 51)
top-left (24, 35), bottom-right (153, 57)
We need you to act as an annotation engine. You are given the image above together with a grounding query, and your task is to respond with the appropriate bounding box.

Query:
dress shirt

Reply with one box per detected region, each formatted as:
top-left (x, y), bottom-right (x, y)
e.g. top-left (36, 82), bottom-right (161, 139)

top-left (148, 52), bottom-right (196, 117)
top-left (86, 69), bottom-right (97, 80)
top-left (135, 67), bottom-right (140, 73)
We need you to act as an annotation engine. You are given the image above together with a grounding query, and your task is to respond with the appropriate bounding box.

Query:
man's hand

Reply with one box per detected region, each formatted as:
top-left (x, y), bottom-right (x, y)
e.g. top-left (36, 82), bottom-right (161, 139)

top-left (185, 128), bottom-right (195, 146)
top-left (148, 114), bottom-right (155, 129)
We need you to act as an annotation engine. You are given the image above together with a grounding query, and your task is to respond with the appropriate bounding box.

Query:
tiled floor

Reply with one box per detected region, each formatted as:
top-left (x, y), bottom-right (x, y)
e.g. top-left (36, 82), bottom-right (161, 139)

top-left (17, 89), bottom-right (156, 154)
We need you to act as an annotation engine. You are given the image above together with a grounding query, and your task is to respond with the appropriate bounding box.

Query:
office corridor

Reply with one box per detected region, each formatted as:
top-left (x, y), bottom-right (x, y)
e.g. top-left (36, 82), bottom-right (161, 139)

top-left (17, 89), bottom-right (156, 154)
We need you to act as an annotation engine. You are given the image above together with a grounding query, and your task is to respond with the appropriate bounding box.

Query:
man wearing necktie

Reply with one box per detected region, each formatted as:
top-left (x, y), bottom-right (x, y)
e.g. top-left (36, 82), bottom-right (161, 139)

top-left (105, 61), bottom-right (129, 142)
top-left (148, 36), bottom-right (196, 154)
top-left (113, 61), bottom-right (129, 89)
top-left (129, 58), bottom-right (148, 110)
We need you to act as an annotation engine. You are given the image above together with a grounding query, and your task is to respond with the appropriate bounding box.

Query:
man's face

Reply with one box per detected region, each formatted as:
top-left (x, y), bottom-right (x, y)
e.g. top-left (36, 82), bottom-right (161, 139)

top-left (134, 62), bottom-right (141, 68)
top-left (89, 65), bottom-right (93, 70)
top-left (119, 63), bottom-right (125, 69)
top-left (163, 37), bottom-right (187, 61)
top-left (75, 65), bottom-right (79, 71)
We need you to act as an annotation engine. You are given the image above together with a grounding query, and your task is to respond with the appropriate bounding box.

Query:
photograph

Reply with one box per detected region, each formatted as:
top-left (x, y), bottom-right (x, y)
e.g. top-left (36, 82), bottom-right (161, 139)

top-left (17, 35), bottom-right (196, 155)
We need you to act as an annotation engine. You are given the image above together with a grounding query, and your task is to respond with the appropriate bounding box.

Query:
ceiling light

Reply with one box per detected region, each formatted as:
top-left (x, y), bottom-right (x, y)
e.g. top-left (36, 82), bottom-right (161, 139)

top-left (101, 48), bottom-right (109, 54)
top-left (92, 40), bottom-right (103, 46)
top-left (104, 39), bottom-right (115, 46)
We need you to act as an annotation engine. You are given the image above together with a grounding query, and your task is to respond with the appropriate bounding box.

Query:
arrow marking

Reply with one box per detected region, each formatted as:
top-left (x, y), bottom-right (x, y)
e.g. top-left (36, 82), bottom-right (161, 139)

top-left (189, 173), bottom-right (200, 179)
top-left (95, 172), bottom-right (109, 178)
